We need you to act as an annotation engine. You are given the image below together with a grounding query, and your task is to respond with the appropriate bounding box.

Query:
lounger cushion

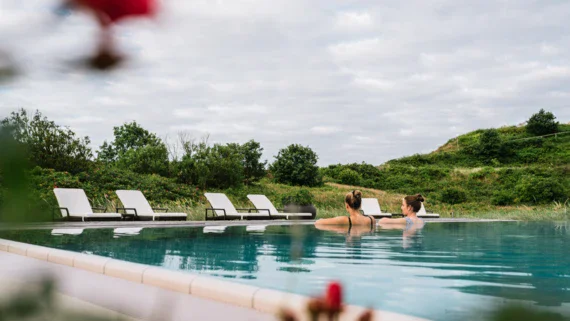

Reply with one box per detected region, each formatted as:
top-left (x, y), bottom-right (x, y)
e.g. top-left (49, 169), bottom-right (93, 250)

top-left (418, 203), bottom-right (440, 218)
top-left (247, 195), bottom-right (280, 215)
top-left (136, 212), bottom-right (187, 219)
top-left (418, 213), bottom-right (440, 218)
top-left (270, 213), bottom-right (312, 219)
top-left (54, 188), bottom-right (94, 216)
top-left (116, 190), bottom-right (156, 215)
top-left (223, 213), bottom-right (269, 219)
top-left (247, 195), bottom-right (313, 219)
top-left (205, 193), bottom-right (241, 216)
top-left (69, 213), bottom-right (123, 219)
top-left (361, 198), bottom-right (392, 217)
top-left (116, 190), bottom-right (188, 219)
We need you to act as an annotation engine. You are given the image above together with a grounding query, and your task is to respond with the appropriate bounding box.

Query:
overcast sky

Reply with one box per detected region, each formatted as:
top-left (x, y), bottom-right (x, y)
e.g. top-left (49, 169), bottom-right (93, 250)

top-left (1, 0), bottom-right (569, 166)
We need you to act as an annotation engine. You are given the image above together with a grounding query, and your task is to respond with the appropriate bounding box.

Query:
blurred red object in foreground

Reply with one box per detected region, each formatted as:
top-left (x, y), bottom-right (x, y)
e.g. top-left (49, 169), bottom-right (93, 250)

top-left (279, 281), bottom-right (373, 321)
top-left (63, 0), bottom-right (157, 70)
top-left (73, 0), bottom-right (156, 26)
top-left (326, 281), bottom-right (343, 313)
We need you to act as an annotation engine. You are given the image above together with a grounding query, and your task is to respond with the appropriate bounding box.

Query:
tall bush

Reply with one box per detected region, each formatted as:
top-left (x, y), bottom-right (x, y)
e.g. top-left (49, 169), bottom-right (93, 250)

top-left (526, 109), bottom-right (559, 136)
top-left (240, 140), bottom-right (267, 185)
top-left (270, 144), bottom-right (321, 187)
top-left (476, 129), bottom-right (503, 161)
top-left (437, 187), bottom-right (468, 204)
top-left (338, 168), bottom-right (362, 186)
top-left (174, 142), bottom-right (244, 189)
top-left (515, 176), bottom-right (567, 204)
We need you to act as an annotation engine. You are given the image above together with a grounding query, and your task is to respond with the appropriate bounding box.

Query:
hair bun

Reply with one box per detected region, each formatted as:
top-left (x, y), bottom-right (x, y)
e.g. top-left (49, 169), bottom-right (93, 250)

top-left (416, 194), bottom-right (424, 203)
top-left (354, 190), bottom-right (362, 199)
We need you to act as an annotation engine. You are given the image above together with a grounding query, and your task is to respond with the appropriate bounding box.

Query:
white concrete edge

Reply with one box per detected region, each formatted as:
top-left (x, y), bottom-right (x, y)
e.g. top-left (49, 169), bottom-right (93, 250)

top-left (0, 238), bottom-right (428, 321)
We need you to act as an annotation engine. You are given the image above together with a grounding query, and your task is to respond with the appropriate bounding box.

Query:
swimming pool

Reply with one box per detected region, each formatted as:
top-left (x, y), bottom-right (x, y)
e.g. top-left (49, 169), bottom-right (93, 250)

top-left (2, 222), bottom-right (569, 320)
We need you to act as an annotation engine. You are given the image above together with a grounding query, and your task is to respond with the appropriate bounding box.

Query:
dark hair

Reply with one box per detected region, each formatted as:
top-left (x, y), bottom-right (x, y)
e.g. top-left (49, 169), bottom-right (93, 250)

top-left (345, 190), bottom-right (362, 210)
top-left (404, 194), bottom-right (424, 213)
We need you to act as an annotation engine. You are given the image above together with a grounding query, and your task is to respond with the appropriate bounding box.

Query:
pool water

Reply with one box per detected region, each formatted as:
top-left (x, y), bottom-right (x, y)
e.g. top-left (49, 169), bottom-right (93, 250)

top-left (2, 222), bottom-right (570, 320)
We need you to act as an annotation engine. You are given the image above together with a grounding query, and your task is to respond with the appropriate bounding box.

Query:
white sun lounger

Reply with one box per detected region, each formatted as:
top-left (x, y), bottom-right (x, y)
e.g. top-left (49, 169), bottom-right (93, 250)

top-left (115, 190), bottom-right (187, 221)
top-left (247, 194), bottom-right (313, 220)
top-left (418, 203), bottom-right (440, 218)
top-left (204, 193), bottom-right (271, 220)
top-left (360, 198), bottom-right (392, 218)
top-left (53, 188), bottom-right (122, 222)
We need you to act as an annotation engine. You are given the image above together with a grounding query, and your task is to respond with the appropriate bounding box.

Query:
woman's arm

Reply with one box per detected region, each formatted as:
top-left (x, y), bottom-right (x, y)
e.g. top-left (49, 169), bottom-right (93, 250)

top-left (377, 217), bottom-right (407, 224)
top-left (314, 216), bottom-right (349, 226)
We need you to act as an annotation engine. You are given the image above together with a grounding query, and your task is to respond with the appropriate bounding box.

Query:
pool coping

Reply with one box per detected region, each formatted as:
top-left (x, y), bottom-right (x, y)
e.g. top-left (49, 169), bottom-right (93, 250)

top-left (0, 218), bottom-right (517, 231)
top-left (0, 237), bottom-right (429, 321)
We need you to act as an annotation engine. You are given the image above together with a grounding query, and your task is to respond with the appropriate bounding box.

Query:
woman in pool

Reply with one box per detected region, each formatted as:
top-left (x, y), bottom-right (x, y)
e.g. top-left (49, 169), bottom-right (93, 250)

top-left (314, 190), bottom-right (375, 228)
top-left (377, 194), bottom-right (425, 226)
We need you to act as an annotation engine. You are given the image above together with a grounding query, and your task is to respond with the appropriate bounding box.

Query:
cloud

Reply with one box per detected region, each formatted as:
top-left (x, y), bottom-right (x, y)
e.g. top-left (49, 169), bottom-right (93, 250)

top-left (0, 0), bottom-right (569, 166)
top-left (335, 11), bottom-right (374, 30)
top-left (310, 126), bottom-right (341, 135)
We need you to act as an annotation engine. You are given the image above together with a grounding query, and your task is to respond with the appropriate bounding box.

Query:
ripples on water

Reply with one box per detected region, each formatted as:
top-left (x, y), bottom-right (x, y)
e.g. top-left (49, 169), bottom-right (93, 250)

top-left (2, 222), bottom-right (570, 321)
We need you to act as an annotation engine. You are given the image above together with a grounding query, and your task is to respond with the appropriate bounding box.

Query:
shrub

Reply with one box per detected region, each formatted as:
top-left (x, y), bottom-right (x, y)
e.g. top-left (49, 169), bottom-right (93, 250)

top-left (526, 109), bottom-right (559, 136)
top-left (29, 166), bottom-right (199, 208)
top-left (438, 187), bottom-right (468, 204)
top-left (338, 168), bottom-right (362, 186)
top-left (516, 147), bottom-right (541, 164)
top-left (515, 176), bottom-right (568, 204)
top-left (491, 190), bottom-right (516, 206)
top-left (270, 144), bottom-right (321, 187)
top-left (475, 129), bottom-right (503, 161)
top-left (281, 188), bottom-right (315, 206)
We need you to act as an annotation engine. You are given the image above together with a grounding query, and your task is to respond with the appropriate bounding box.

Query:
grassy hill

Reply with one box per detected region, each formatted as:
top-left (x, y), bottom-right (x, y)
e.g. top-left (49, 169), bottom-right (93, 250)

top-left (387, 123), bottom-right (570, 168)
top-left (320, 122), bottom-right (570, 219)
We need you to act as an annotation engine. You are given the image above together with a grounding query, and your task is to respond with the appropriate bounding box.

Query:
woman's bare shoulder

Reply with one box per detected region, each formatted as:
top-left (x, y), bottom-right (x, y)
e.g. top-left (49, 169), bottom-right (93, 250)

top-left (315, 216), bottom-right (349, 226)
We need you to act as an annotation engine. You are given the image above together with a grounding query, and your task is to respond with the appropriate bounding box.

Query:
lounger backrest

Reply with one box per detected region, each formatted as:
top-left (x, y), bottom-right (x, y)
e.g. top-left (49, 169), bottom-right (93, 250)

top-left (361, 198), bottom-right (382, 215)
top-left (116, 190), bottom-right (154, 215)
top-left (247, 194), bottom-right (279, 215)
top-left (418, 203), bottom-right (427, 216)
top-left (204, 193), bottom-right (239, 216)
top-left (53, 188), bottom-right (93, 217)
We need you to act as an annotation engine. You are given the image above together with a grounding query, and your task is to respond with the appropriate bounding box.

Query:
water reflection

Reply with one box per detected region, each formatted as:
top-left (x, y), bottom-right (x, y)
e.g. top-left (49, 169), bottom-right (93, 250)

top-left (2, 222), bottom-right (570, 320)
top-left (315, 224), bottom-right (374, 248)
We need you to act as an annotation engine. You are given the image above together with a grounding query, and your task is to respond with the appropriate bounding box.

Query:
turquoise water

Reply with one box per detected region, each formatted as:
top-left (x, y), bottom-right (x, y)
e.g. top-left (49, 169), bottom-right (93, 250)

top-left (2, 222), bottom-right (570, 320)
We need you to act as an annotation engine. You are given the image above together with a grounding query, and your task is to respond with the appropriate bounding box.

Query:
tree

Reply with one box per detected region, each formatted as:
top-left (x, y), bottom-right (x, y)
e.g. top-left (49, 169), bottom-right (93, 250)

top-left (98, 121), bottom-right (169, 176)
top-left (526, 109), bottom-right (559, 136)
top-left (240, 140), bottom-right (267, 185)
top-left (0, 109), bottom-right (92, 173)
top-left (270, 144), bottom-right (321, 187)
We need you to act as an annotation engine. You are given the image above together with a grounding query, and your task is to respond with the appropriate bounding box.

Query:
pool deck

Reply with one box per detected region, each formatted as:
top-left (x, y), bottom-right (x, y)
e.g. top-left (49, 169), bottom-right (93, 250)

top-left (0, 218), bottom-right (515, 231)
top-left (0, 251), bottom-right (275, 321)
